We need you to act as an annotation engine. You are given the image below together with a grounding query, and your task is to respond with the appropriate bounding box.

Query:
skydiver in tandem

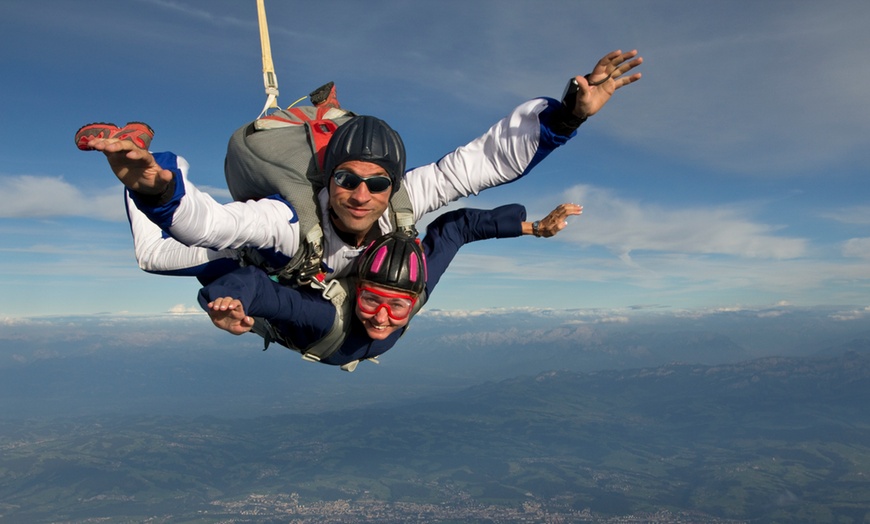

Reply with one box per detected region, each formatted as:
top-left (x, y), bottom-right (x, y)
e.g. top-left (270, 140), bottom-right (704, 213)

top-left (80, 113), bottom-right (583, 371)
top-left (200, 202), bottom-right (581, 371)
top-left (76, 49), bottom-right (640, 369)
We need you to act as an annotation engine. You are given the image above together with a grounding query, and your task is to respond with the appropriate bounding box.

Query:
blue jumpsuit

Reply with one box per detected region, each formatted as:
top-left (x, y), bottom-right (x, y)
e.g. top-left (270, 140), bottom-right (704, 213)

top-left (198, 205), bottom-right (526, 367)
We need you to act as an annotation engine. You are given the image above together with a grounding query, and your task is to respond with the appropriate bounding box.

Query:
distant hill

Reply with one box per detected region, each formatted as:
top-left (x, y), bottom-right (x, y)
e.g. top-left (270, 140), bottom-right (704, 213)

top-left (1, 351), bottom-right (868, 523)
top-left (5, 308), bottom-right (870, 420)
top-left (6, 308), bottom-right (870, 418)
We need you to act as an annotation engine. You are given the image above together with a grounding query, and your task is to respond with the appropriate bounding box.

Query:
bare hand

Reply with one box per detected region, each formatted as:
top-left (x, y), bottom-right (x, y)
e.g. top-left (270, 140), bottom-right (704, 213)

top-left (536, 203), bottom-right (583, 238)
top-left (207, 297), bottom-right (255, 335)
top-left (87, 137), bottom-right (174, 195)
top-left (570, 49), bottom-right (643, 119)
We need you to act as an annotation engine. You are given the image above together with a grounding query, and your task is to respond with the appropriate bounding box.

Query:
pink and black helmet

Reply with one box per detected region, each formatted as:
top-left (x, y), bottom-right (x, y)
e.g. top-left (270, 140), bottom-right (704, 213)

top-left (357, 233), bottom-right (427, 296)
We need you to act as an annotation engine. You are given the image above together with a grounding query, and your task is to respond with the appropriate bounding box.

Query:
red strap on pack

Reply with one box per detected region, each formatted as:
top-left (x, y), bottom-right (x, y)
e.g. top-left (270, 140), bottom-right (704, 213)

top-left (287, 107), bottom-right (311, 123)
top-left (309, 119), bottom-right (338, 169)
top-left (284, 108), bottom-right (337, 168)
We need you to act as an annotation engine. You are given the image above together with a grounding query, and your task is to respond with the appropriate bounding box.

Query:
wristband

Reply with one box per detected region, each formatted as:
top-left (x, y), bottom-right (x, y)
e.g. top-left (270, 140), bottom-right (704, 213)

top-left (532, 221), bottom-right (542, 237)
top-left (134, 175), bottom-right (177, 207)
top-left (552, 78), bottom-right (587, 135)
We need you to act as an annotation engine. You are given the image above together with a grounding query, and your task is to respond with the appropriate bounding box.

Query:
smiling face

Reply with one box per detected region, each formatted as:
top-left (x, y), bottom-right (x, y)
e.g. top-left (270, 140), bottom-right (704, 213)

top-left (354, 283), bottom-right (416, 340)
top-left (328, 160), bottom-right (393, 246)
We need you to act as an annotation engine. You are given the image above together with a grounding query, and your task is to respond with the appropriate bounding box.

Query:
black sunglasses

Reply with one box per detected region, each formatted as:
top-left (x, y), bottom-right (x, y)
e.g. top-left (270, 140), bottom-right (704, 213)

top-left (332, 170), bottom-right (393, 193)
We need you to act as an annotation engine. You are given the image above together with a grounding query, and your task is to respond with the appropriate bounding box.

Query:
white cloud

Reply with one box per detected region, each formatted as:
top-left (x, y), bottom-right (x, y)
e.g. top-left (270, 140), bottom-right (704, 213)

top-left (0, 175), bottom-right (125, 221)
top-left (822, 207), bottom-right (870, 226)
top-left (420, 307), bottom-right (628, 324)
top-left (560, 185), bottom-right (806, 259)
top-left (446, 248), bottom-right (863, 301)
top-left (433, 186), bottom-right (870, 309)
top-left (842, 238), bottom-right (870, 259)
top-left (168, 304), bottom-right (203, 315)
top-left (829, 307), bottom-right (870, 322)
top-left (0, 176), bottom-right (234, 221)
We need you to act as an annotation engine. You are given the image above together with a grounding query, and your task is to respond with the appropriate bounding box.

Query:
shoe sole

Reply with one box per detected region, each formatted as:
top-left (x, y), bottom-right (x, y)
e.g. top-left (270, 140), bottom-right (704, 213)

top-left (75, 122), bottom-right (118, 150)
top-left (113, 121), bottom-right (155, 150)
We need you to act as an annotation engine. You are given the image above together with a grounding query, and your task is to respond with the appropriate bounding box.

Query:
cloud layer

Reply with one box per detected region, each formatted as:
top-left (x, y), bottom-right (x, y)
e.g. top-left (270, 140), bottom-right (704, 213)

top-left (0, 175), bottom-right (123, 221)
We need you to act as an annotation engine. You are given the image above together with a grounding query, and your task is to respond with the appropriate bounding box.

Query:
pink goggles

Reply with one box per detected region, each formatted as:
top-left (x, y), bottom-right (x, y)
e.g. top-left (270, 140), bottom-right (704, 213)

top-left (356, 285), bottom-right (417, 320)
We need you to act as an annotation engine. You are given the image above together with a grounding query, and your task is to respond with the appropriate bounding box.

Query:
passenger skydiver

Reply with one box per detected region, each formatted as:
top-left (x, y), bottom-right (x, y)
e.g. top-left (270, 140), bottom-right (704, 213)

top-left (199, 203), bottom-right (581, 371)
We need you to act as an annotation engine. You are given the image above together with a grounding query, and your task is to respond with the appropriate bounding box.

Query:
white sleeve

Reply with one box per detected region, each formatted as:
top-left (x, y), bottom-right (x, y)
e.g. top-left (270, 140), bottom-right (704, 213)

top-left (126, 189), bottom-right (239, 273)
top-left (131, 154), bottom-right (301, 259)
top-left (403, 98), bottom-right (551, 220)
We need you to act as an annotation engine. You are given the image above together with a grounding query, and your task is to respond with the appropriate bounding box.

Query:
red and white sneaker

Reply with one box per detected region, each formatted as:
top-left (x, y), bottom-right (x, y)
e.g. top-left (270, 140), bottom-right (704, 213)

top-left (74, 122), bottom-right (119, 150)
top-left (113, 122), bottom-right (154, 150)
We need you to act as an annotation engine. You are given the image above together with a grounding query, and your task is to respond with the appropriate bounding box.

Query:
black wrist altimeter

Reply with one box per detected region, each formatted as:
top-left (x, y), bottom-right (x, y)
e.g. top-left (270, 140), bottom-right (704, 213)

top-left (532, 220), bottom-right (542, 237)
top-left (552, 78), bottom-right (587, 136)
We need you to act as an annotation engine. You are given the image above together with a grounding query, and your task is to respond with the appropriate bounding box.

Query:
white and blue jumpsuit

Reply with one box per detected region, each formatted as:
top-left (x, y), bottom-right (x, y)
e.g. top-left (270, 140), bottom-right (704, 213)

top-left (124, 98), bottom-right (578, 282)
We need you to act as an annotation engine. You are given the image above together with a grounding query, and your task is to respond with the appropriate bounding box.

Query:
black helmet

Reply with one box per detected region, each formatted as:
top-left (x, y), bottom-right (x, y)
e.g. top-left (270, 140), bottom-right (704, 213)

top-left (323, 115), bottom-right (406, 191)
top-left (357, 233), bottom-right (427, 296)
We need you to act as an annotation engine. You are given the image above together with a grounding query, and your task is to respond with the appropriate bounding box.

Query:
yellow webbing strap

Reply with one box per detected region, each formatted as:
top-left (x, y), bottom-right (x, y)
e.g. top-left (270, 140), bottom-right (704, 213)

top-left (257, 0), bottom-right (280, 117)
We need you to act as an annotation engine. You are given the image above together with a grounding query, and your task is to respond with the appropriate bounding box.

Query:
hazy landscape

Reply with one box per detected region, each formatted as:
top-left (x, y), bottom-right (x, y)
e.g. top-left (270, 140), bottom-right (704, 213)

top-left (2, 305), bottom-right (870, 522)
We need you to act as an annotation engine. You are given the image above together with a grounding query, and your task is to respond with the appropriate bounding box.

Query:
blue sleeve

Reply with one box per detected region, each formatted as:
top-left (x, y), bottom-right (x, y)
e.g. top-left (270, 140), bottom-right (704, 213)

top-left (422, 204), bottom-right (526, 293)
top-left (190, 258), bottom-right (245, 285)
top-left (521, 97), bottom-right (576, 177)
top-left (126, 151), bottom-right (186, 231)
top-left (198, 265), bottom-right (278, 316)
top-left (197, 266), bottom-right (335, 331)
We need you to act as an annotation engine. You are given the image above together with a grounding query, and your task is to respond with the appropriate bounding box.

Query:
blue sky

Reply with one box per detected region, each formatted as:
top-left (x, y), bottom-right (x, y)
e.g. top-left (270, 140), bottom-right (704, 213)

top-left (1, 0), bottom-right (869, 319)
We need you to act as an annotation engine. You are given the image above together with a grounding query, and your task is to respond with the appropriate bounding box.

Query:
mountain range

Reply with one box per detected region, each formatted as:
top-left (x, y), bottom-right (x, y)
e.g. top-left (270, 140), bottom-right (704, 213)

top-left (4, 305), bottom-right (870, 419)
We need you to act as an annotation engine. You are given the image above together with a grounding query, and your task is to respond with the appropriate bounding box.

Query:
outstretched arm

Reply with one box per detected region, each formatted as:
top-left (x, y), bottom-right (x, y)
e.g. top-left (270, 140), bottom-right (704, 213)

top-left (422, 202), bottom-right (583, 293)
top-left (84, 133), bottom-right (302, 258)
top-left (404, 49), bottom-right (642, 219)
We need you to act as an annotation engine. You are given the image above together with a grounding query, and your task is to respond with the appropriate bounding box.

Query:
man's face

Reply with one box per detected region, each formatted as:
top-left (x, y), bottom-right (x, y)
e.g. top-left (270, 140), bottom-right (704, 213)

top-left (328, 160), bottom-right (392, 244)
top-left (354, 283), bottom-right (414, 340)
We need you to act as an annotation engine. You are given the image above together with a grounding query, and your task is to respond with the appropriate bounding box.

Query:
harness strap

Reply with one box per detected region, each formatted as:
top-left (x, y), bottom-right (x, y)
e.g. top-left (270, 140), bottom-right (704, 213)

top-left (291, 227), bottom-right (325, 285)
top-left (249, 278), bottom-right (349, 362)
top-left (284, 109), bottom-right (340, 169)
top-left (308, 119), bottom-right (339, 169)
top-left (390, 184), bottom-right (418, 237)
top-left (249, 316), bottom-right (276, 351)
top-left (340, 357), bottom-right (380, 372)
top-left (298, 279), bottom-right (352, 363)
